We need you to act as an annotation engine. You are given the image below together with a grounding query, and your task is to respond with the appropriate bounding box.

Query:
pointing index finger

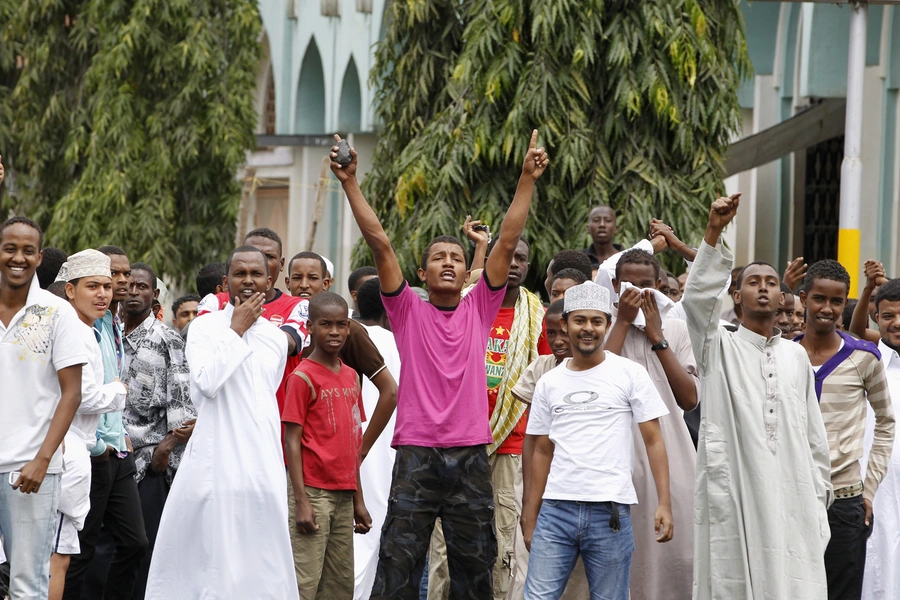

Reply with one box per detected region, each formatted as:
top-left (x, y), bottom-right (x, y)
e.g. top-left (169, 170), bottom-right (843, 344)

top-left (529, 129), bottom-right (538, 150)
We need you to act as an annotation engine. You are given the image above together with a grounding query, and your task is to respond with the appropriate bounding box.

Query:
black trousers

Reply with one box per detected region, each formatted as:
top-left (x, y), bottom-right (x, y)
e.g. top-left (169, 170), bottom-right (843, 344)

top-left (130, 469), bottom-right (169, 600)
top-left (63, 453), bottom-right (148, 600)
top-left (825, 495), bottom-right (872, 600)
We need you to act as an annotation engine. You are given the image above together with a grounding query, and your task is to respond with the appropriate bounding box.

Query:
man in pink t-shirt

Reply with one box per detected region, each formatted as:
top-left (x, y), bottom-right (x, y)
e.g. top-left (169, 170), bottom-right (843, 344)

top-left (329, 131), bottom-right (549, 600)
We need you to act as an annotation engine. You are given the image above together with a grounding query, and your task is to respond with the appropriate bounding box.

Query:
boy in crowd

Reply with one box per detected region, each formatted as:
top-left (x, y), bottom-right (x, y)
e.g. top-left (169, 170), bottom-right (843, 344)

top-left (286, 252), bottom-right (334, 299)
top-left (0, 217), bottom-right (86, 599)
top-left (287, 251), bottom-right (397, 460)
top-left (796, 260), bottom-right (894, 599)
top-left (522, 282), bottom-right (673, 600)
top-left (283, 292), bottom-right (372, 599)
top-left (50, 250), bottom-right (127, 600)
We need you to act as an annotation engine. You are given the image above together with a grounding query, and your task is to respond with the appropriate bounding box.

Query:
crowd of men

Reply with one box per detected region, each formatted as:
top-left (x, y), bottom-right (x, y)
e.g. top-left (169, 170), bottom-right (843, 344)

top-left (1, 131), bottom-right (899, 600)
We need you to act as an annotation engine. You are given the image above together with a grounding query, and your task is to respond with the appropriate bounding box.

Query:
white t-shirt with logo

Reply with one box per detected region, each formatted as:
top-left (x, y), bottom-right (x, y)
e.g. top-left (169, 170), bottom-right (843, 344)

top-left (0, 284), bottom-right (88, 474)
top-left (527, 351), bottom-right (668, 504)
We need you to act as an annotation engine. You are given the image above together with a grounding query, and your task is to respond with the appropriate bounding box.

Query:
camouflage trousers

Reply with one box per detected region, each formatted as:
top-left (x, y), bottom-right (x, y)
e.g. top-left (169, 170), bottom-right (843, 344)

top-left (371, 445), bottom-right (497, 600)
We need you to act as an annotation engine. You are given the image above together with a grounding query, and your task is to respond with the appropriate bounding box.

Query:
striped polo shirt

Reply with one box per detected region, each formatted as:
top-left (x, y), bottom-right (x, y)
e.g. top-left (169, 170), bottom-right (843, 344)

top-left (802, 331), bottom-right (895, 502)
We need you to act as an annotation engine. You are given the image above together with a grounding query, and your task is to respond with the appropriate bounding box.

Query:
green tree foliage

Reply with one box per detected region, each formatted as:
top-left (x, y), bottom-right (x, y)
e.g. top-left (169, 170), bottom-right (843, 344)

top-left (360, 0), bottom-right (750, 284)
top-left (0, 0), bottom-right (261, 283)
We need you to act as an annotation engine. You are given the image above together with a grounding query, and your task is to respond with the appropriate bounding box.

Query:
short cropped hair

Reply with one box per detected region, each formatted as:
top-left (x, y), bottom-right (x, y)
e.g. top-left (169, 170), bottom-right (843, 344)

top-left (244, 227), bottom-right (283, 253)
top-left (97, 245), bottom-right (127, 257)
top-left (288, 251), bottom-right (327, 277)
top-left (803, 259), bottom-right (851, 296)
top-left (196, 262), bottom-right (226, 297)
top-left (549, 250), bottom-right (593, 281)
top-left (130, 262), bottom-right (157, 289)
top-left (875, 278), bottom-right (900, 312)
top-left (420, 236), bottom-right (467, 271)
top-left (173, 294), bottom-right (201, 315)
top-left (552, 268), bottom-right (588, 286)
top-left (356, 278), bottom-right (385, 321)
top-left (348, 266), bottom-right (378, 293)
top-left (736, 260), bottom-right (777, 289)
top-left (226, 246), bottom-right (269, 276)
top-left (308, 291), bottom-right (349, 321)
top-left (546, 299), bottom-right (566, 316)
top-left (36, 247), bottom-right (67, 288)
top-left (0, 216), bottom-right (43, 248)
top-left (615, 249), bottom-right (660, 281)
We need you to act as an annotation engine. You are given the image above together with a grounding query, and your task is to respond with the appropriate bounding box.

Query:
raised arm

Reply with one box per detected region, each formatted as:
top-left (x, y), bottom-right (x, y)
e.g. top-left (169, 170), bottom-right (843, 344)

top-left (849, 260), bottom-right (886, 343)
top-left (330, 135), bottom-right (404, 294)
top-left (484, 130), bottom-right (548, 288)
top-left (682, 195), bottom-right (740, 371)
top-left (650, 219), bottom-right (697, 263)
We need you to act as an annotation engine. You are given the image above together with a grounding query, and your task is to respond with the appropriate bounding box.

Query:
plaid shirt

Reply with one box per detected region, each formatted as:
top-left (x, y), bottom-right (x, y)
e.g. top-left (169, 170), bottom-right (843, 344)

top-left (123, 313), bottom-right (195, 484)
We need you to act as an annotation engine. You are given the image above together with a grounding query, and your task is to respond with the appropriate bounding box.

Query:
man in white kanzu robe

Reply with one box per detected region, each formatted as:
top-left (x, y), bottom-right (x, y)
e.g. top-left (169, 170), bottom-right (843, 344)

top-left (146, 247), bottom-right (299, 599)
top-left (683, 195), bottom-right (833, 600)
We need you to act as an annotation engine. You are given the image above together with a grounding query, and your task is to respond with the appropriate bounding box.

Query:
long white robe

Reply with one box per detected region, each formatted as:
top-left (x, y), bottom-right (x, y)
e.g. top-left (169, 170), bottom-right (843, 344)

top-left (146, 305), bottom-right (298, 600)
top-left (684, 240), bottom-right (832, 600)
top-left (861, 340), bottom-right (900, 599)
top-left (610, 313), bottom-right (697, 600)
top-left (354, 324), bottom-right (400, 600)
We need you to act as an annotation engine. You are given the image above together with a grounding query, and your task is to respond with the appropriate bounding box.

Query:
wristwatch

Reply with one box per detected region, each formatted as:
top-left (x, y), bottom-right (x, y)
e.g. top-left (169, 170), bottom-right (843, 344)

top-left (650, 339), bottom-right (669, 352)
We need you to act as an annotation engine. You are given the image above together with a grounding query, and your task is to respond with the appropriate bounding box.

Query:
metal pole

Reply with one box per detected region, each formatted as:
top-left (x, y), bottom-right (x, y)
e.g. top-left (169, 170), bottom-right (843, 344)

top-left (838, 1), bottom-right (867, 298)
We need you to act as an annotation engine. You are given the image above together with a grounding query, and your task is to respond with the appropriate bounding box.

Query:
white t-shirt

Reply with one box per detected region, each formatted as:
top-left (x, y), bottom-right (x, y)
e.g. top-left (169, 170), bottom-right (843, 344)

top-left (0, 282), bottom-right (88, 474)
top-left (527, 351), bottom-right (668, 504)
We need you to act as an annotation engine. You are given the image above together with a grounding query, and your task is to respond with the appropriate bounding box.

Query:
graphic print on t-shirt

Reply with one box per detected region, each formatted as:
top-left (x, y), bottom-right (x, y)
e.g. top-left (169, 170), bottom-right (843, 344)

top-left (486, 308), bottom-right (514, 403)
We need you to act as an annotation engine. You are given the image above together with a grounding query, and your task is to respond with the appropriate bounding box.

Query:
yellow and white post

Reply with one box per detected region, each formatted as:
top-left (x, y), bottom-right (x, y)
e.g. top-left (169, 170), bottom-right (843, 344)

top-left (838, 1), bottom-right (867, 299)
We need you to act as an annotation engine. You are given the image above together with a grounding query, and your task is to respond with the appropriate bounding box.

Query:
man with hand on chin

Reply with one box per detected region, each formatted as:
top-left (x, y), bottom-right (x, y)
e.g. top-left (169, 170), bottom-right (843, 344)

top-left (684, 194), bottom-right (833, 600)
top-left (522, 281), bottom-right (673, 600)
top-left (146, 246), bottom-right (298, 600)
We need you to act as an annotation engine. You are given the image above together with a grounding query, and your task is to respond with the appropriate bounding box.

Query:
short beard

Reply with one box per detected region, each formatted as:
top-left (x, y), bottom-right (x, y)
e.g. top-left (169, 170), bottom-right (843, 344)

top-left (575, 340), bottom-right (603, 356)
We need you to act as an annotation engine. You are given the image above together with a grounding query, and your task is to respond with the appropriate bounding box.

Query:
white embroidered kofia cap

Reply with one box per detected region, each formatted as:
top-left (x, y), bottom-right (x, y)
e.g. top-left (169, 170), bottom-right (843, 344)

top-left (58, 249), bottom-right (112, 282)
top-left (564, 281), bottom-right (611, 315)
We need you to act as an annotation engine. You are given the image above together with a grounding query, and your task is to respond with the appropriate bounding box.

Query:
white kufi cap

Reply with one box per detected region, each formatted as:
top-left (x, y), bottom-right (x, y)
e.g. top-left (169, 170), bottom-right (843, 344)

top-left (57, 249), bottom-right (111, 283)
top-left (563, 281), bottom-right (610, 315)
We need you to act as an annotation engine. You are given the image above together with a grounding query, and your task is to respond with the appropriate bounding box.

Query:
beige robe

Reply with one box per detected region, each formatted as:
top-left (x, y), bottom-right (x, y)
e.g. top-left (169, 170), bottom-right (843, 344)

top-left (609, 311), bottom-right (698, 600)
top-left (684, 240), bottom-right (832, 600)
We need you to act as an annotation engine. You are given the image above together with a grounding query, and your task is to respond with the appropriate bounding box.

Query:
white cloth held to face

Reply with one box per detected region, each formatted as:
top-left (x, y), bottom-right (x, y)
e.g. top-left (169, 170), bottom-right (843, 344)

top-left (618, 281), bottom-right (674, 331)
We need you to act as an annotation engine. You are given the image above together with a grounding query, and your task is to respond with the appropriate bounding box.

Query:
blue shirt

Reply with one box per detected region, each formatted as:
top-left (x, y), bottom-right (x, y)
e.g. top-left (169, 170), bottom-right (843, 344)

top-left (90, 310), bottom-right (127, 456)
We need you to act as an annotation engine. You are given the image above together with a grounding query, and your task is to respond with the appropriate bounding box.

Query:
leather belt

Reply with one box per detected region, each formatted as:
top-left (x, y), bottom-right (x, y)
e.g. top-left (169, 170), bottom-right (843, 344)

top-left (834, 482), bottom-right (864, 499)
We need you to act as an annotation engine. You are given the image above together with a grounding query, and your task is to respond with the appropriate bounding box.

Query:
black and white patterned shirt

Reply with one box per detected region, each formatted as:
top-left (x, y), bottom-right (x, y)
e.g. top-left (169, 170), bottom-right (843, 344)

top-left (123, 314), bottom-right (195, 484)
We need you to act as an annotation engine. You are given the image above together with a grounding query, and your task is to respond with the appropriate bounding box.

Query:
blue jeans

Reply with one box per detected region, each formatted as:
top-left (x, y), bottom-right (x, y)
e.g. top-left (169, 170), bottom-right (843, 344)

top-left (0, 472), bottom-right (61, 599)
top-left (524, 500), bottom-right (634, 600)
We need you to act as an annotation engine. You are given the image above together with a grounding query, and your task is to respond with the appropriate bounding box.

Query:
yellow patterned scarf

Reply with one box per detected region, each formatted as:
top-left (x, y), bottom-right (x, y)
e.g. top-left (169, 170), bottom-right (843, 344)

top-left (464, 281), bottom-right (544, 454)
